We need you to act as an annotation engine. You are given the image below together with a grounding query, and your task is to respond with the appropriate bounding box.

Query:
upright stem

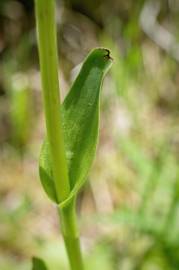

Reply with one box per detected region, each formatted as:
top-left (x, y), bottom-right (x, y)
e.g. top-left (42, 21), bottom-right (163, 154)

top-left (35, 0), bottom-right (70, 202)
top-left (59, 199), bottom-right (84, 270)
top-left (35, 1), bottom-right (84, 269)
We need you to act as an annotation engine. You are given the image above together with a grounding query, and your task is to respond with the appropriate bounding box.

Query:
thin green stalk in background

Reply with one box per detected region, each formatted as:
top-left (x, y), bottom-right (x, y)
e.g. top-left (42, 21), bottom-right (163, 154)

top-left (35, 0), bottom-right (84, 269)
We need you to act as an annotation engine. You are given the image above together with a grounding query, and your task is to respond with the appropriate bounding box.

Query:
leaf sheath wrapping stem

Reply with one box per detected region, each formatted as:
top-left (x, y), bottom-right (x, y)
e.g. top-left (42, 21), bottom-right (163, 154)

top-left (39, 48), bottom-right (113, 206)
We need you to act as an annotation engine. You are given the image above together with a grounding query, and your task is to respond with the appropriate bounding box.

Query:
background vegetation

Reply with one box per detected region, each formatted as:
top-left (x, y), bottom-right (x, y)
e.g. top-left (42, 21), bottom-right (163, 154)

top-left (0, 0), bottom-right (179, 269)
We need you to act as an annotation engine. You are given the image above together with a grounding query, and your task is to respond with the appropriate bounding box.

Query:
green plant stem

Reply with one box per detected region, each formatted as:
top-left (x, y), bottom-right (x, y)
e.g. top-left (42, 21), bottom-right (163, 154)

top-left (35, 1), bottom-right (84, 269)
top-left (35, 0), bottom-right (70, 202)
top-left (58, 199), bottom-right (84, 270)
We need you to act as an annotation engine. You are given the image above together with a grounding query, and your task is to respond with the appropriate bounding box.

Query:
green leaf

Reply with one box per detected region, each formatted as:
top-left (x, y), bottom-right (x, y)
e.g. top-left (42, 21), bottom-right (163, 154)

top-left (32, 257), bottom-right (48, 270)
top-left (39, 48), bottom-right (113, 205)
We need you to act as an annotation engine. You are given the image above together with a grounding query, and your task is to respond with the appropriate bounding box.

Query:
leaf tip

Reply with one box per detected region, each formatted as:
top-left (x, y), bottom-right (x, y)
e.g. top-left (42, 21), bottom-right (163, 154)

top-left (32, 256), bottom-right (48, 270)
top-left (103, 48), bottom-right (113, 61)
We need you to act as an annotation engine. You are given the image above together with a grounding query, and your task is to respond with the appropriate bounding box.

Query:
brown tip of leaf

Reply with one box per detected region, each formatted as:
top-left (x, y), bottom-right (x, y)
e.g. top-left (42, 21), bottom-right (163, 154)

top-left (104, 49), bottom-right (113, 61)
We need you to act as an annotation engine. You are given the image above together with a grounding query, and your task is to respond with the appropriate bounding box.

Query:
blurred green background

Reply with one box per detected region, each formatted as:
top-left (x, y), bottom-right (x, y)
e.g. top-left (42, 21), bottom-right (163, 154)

top-left (0, 0), bottom-right (179, 269)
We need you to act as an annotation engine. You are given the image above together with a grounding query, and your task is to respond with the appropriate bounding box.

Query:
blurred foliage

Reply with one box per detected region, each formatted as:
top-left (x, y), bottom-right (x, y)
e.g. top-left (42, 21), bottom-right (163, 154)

top-left (0, 0), bottom-right (179, 269)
